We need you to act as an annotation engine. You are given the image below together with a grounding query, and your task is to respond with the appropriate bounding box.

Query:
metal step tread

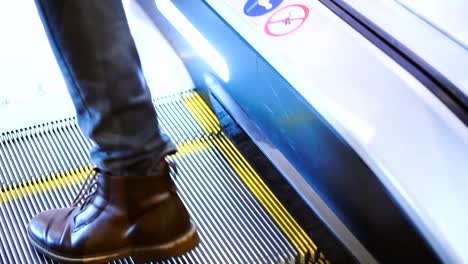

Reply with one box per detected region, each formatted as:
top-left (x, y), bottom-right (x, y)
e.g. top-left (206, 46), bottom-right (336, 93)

top-left (0, 90), bottom-right (327, 264)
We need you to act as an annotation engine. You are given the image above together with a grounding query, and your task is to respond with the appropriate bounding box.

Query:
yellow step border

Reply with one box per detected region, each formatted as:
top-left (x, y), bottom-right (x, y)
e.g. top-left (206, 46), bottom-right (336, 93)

top-left (0, 138), bottom-right (211, 204)
top-left (0, 166), bottom-right (91, 204)
top-left (182, 91), bottom-right (330, 263)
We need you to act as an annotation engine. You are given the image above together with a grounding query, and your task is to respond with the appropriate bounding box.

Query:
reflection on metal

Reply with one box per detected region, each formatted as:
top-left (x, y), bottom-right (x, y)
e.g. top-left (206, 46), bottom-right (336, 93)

top-left (0, 90), bottom-right (327, 263)
top-left (395, 0), bottom-right (468, 50)
top-left (205, 74), bottom-right (378, 264)
top-left (155, 0), bottom-right (230, 83)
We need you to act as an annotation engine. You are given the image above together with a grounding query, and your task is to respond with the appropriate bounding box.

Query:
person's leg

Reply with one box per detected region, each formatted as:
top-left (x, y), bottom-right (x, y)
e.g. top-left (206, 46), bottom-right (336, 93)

top-left (28, 0), bottom-right (198, 262)
top-left (34, 0), bottom-right (177, 175)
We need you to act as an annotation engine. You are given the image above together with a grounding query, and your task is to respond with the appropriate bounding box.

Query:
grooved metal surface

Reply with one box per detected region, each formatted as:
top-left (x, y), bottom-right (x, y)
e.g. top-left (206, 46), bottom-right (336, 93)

top-left (0, 91), bottom-right (302, 264)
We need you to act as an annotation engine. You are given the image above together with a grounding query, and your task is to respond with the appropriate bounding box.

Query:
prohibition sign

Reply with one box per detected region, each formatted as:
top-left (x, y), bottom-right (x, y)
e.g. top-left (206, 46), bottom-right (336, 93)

top-left (264, 4), bottom-right (309, 37)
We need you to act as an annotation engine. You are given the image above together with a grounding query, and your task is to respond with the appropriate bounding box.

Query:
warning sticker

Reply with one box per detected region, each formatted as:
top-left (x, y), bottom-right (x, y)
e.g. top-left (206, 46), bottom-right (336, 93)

top-left (244, 0), bottom-right (283, 17)
top-left (264, 4), bottom-right (309, 36)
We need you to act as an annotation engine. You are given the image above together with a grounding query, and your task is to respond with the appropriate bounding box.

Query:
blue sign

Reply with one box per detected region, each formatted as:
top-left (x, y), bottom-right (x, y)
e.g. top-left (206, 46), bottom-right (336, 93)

top-left (244, 0), bottom-right (283, 17)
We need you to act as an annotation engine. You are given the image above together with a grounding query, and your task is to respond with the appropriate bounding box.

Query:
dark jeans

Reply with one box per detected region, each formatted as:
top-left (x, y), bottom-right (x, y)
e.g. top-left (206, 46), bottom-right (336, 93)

top-left (34, 0), bottom-right (177, 176)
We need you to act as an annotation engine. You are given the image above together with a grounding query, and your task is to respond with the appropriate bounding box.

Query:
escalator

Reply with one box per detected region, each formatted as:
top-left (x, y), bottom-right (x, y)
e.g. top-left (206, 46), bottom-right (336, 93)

top-left (0, 90), bottom-right (336, 263)
top-left (2, 0), bottom-right (461, 262)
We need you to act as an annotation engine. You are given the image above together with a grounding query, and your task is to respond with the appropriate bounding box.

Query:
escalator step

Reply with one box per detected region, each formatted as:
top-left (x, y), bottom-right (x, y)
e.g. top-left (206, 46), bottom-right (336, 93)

top-left (0, 90), bottom-right (327, 263)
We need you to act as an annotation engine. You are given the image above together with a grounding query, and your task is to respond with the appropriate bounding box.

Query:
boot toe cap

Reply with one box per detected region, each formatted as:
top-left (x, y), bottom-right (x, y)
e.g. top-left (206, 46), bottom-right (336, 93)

top-left (28, 208), bottom-right (76, 251)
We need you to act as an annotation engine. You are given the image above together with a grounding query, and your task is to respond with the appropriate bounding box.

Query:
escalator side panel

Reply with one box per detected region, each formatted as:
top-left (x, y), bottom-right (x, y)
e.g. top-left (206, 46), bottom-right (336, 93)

top-left (137, 0), bottom-right (440, 262)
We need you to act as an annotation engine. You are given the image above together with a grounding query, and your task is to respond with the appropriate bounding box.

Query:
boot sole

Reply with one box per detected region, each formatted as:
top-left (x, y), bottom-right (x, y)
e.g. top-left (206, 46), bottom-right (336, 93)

top-left (28, 224), bottom-right (199, 264)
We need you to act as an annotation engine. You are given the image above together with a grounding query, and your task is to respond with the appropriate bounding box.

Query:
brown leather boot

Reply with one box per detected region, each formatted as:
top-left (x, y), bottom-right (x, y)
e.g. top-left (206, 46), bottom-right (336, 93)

top-left (27, 162), bottom-right (199, 263)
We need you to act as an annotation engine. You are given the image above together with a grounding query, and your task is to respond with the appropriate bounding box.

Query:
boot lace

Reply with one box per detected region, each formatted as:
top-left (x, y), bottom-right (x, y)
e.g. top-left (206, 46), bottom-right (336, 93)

top-left (71, 161), bottom-right (178, 209)
top-left (71, 168), bottom-right (100, 209)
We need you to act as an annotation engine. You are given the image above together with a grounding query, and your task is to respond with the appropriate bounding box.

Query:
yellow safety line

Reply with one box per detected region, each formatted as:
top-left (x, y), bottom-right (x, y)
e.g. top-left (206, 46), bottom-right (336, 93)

top-left (0, 165), bottom-right (92, 203)
top-left (175, 137), bottom-right (212, 157)
top-left (183, 91), bottom-right (329, 263)
top-left (0, 139), bottom-right (211, 204)
top-left (181, 93), bottom-right (221, 134)
top-left (186, 94), bottom-right (309, 256)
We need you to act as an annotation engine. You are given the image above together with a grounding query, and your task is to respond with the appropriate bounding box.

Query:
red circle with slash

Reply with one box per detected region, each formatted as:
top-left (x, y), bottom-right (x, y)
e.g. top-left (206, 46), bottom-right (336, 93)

top-left (264, 4), bottom-right (309, 37)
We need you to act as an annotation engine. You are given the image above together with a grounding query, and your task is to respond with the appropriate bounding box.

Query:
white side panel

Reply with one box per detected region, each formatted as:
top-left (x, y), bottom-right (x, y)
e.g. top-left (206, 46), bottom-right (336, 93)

top-left (396, 0), bottom-right (468, 48)
top-left (343, 0), bottom-right (468, 98)
top-left (205, 0), bottom-right (468, 262)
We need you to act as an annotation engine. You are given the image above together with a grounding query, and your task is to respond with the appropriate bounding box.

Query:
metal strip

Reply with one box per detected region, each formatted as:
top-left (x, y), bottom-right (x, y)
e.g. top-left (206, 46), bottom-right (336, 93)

top-left (163, 100), bottom-right (297, 261)
top-left (182, 92), bottom-right (329, 263)
top-left (207, 78), bottom-right (381, 264)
